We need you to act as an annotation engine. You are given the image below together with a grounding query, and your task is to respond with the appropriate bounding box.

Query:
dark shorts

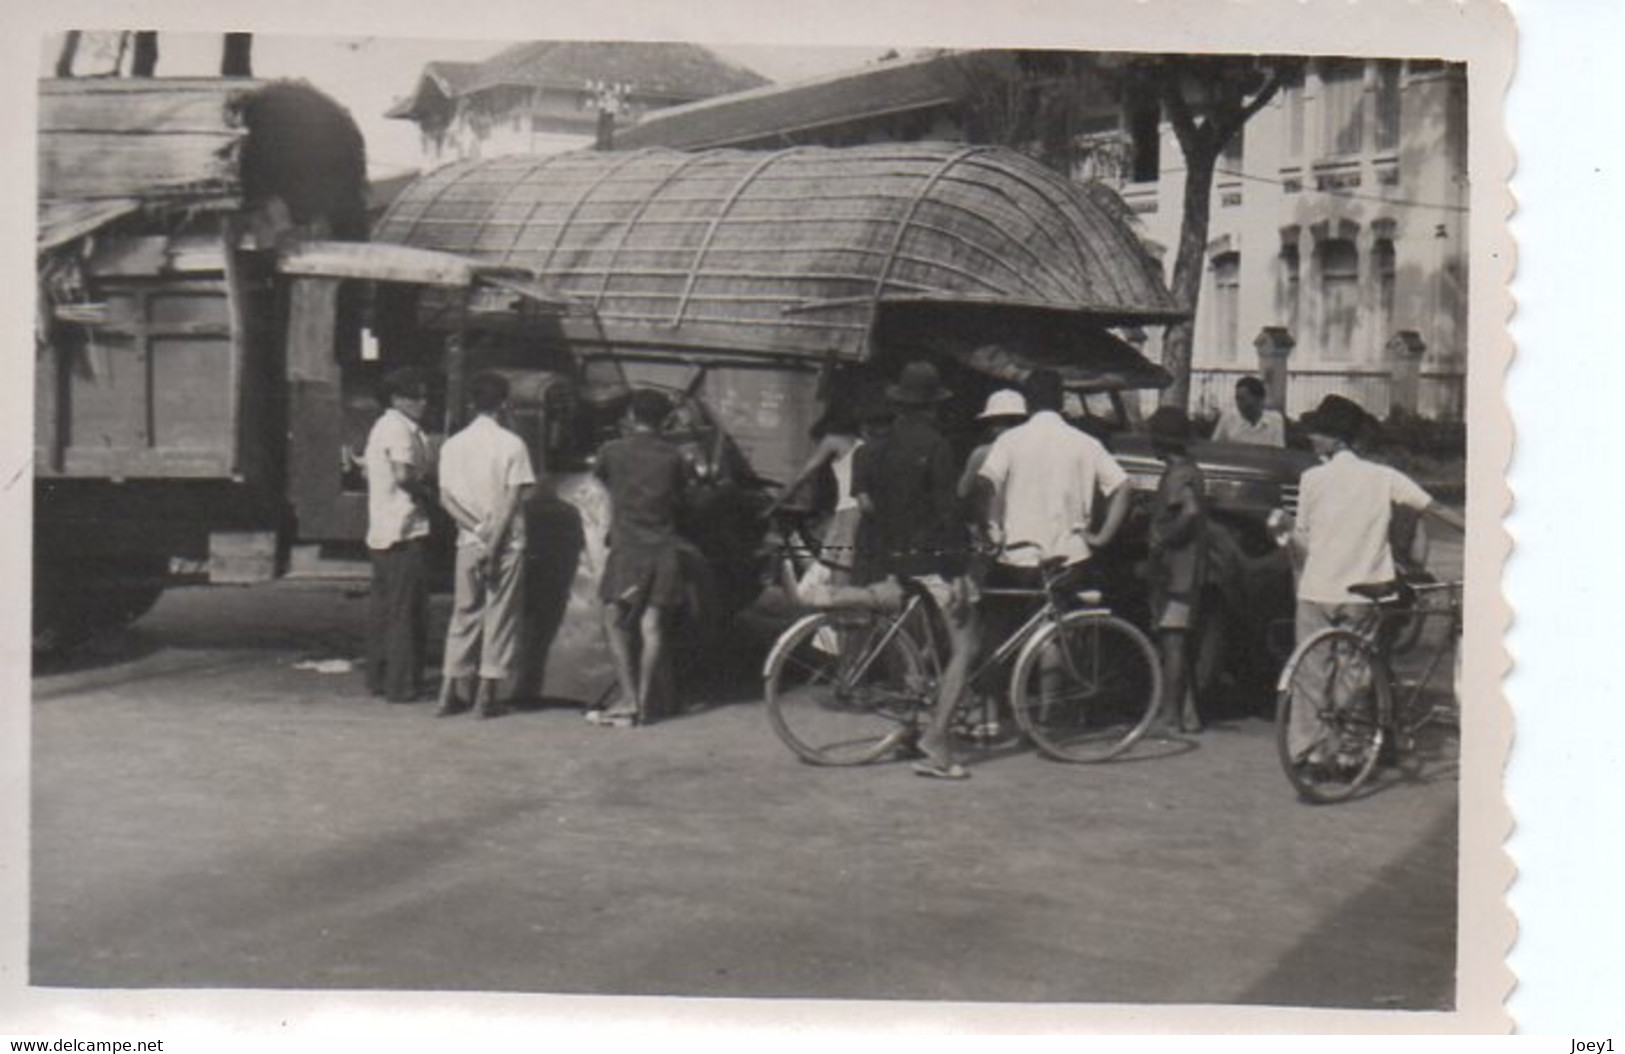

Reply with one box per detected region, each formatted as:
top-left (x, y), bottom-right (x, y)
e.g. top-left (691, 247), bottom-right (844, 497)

top-left (599, 540), bottom-right (685, 611)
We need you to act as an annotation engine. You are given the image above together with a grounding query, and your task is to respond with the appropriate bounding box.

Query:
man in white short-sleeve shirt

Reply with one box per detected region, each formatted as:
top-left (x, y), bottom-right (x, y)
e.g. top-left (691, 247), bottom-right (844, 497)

top-left (1212, 376), bottom-right (1286, 447)
top-left (435, 372), bottom-right (536, 719)
top-left (363, 368), bottom-right (432, 702)
top-left (977, 369), bottom-right (1131, 570)
top-left (1283, 394), bottom-right (1466, 770)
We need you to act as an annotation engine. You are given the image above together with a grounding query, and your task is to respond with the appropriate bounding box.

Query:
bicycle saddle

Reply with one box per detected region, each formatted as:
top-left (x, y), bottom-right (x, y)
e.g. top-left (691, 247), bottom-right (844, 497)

top-left (1348, 579), bottom-right (1414, 605)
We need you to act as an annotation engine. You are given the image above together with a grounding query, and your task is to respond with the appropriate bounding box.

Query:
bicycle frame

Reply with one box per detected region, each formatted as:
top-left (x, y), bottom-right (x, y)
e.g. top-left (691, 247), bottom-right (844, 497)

top-left (1375, 584), bottom-right (1463, 739)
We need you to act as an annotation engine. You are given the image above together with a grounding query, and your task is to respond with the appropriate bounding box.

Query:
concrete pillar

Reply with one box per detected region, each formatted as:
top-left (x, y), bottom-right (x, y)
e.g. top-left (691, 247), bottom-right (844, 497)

top-left (1387, 330), bottom-right (1427, 419)
top-left (1254, 326), bottom-right (1296, 412)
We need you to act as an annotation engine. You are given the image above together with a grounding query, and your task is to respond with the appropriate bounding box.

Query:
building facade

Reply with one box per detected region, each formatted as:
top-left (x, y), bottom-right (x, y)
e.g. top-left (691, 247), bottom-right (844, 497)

top-left (1113, 59), bottom-right (1468, 421)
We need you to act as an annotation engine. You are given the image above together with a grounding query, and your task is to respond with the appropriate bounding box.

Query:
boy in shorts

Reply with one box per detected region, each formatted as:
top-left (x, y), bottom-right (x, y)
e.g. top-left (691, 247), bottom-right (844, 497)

top-left (594, 389), bottom-right (688, 728)
top-left (1143, 406), bottom-right (1208, 735)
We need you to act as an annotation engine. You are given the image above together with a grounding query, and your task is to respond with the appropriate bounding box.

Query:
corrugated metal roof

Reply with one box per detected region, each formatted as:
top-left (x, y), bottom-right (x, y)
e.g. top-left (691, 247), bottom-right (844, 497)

top-left (374, 143), bottom-right (1182, 363)
top-left (38, 198), bottom-right (142, 251)
top-left (614, 51), bottom-right (1014, 150)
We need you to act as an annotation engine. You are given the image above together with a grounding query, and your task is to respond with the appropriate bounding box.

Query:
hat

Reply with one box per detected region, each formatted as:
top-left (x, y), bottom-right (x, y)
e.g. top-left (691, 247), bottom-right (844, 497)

top-left (1146, 405), bottom-right (1193, 450)
top-left (977, 389), bottom-right (1028, 421)
top-left (885, 361), bottom-right (952, 406)
top-left (1299, 394), bottom-right (1374, 443)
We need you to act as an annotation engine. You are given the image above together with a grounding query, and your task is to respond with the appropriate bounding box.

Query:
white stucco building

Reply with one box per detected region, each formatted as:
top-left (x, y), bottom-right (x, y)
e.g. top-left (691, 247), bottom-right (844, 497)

top-left (1118, 59), bottom-right (1468, 420)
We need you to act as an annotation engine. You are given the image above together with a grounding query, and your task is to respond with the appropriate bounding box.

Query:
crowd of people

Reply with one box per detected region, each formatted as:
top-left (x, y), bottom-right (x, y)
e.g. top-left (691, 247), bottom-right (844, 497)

top-left (358, 360), bottom-right (1463, 785)
top-left (774, 362), bottom-right (1464, 781)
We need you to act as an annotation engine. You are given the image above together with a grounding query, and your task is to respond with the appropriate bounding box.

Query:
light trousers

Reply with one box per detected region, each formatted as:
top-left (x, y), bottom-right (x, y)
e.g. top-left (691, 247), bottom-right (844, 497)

top-left (1286, 600), bottom-right (1379, 762)
top-left (442, 544), bottom-right (525, 681)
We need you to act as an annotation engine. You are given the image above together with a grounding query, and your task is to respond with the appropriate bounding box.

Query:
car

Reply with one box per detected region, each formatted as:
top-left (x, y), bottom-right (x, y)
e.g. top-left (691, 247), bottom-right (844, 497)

top-left (1069, 387), bottom-right (1319, 712)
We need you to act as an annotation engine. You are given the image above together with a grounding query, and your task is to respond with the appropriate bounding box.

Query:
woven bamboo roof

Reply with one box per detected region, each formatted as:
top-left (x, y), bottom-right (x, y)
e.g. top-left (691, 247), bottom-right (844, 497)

top-left (374, 143), bottom-right (1182, 363)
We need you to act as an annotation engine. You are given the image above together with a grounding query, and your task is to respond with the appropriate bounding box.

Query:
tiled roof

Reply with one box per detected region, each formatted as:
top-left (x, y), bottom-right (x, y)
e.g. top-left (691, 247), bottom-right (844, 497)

top-left (460, 41), bottom-right (766, 100)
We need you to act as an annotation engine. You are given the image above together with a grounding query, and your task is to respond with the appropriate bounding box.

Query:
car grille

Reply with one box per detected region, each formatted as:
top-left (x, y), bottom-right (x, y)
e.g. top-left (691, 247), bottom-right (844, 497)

top-left (1280, 483), bottom-right (1301, 515)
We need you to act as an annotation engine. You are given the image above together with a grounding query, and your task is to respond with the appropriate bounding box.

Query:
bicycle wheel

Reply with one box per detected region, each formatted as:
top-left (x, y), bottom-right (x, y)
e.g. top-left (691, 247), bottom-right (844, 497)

top-left (1275, 627), bottom-right (1389, 803)
top-left (1008, 611), bottom-right (1161, 763)
top-left (763, 609), bottom-right (930, 765)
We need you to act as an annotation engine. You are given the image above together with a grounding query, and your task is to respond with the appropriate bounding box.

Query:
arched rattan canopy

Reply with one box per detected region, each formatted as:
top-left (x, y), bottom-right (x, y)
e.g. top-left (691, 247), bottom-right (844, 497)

top-left (375, 143), bottom-right (1182, 362)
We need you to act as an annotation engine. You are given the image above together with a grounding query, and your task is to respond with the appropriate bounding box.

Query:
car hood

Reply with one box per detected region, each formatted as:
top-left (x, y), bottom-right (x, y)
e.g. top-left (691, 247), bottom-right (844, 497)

top-left (1111, 433), bottom-right (1319, 484)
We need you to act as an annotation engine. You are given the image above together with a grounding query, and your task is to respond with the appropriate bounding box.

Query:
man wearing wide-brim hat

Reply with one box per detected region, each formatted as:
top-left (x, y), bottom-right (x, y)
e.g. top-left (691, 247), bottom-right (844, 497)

top-left (1279, 393), bottom-right (1467, 776)
top-left (851, 360), bottom-right (977, 779)
top-left (957, 389), bottom-right (1028, 505)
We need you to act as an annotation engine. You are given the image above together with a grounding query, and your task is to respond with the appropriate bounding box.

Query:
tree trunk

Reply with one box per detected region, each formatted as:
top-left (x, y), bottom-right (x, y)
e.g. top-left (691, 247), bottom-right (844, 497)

top-left (54, 31), bottom-right (81, 77)
top-left (130, 32), bottom-right (159, 77)
top-left (1160, 142), bottom-right (1218, 410)
top-left (221, 33), bottom-right (253, 77)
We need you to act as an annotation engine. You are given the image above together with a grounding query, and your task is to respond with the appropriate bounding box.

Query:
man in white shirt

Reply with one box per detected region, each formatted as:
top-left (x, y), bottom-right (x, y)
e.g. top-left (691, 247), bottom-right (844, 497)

top-left (1211, 376), bottom-right (1286, 446)
top-left (435, 372), bottom-right (537, 719)
top-left (1283, 394), bottom-right (1466, 770)
top-left (973, 370), bottom-right (1133, 725)
top-left (976, 369), bottom-right (1131, 576)
top-left (364, 368), bottom-right (432, 703)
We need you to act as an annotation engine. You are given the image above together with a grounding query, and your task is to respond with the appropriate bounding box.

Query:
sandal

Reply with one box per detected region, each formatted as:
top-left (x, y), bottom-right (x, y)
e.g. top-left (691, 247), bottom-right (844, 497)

top-left (912, 759), bottom-right (970, 780)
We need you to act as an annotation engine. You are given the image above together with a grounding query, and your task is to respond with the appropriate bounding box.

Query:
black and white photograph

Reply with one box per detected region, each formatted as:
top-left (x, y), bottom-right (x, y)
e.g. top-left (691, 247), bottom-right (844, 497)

top-left (3, 0), bottom-right (1539, 1039)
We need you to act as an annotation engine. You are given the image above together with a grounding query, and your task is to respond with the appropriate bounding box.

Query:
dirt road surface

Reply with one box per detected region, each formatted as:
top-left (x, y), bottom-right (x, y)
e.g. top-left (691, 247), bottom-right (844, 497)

top-left (30, 570), bottom-right (1460, 1013)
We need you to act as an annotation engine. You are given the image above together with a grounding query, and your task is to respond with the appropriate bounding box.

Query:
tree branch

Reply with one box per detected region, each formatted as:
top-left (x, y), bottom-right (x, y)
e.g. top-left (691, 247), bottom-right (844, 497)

top-left (1158, 70), bottom-right (1201, 154)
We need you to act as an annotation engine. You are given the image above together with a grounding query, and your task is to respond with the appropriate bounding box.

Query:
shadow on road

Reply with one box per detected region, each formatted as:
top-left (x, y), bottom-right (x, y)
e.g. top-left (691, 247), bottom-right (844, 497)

top-left (1236, 808), bottom-right (1458, 1010)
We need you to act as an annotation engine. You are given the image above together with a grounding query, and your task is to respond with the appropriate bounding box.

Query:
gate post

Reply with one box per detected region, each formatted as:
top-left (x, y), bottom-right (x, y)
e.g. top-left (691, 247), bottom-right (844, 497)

top-left (1254, 326), bottom-right (1295, 413)
top-left (1387, 330), bottom-right (1428, 419)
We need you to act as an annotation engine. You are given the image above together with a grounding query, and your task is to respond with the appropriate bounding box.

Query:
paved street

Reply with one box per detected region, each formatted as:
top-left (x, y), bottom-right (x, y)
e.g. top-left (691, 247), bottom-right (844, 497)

top-left (31, 571), bottom-right (1459, 1010)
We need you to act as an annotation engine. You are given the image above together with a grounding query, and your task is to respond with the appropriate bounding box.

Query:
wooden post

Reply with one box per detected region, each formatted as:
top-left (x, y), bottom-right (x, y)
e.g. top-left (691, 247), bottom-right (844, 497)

top-left (1253, 326), bottom-right (1296, 412)
top-left (285, 276), bottom-right (346, 537)
top-left (1387, 330), bottom-right (1427, 420)
top-left (444, 292), bottom-right (471, 434)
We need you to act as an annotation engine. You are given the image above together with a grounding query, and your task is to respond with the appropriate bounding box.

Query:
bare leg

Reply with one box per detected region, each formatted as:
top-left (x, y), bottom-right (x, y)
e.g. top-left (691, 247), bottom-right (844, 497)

top-left (636, 605), bottom-right (666, 725)
top-left (600, 602), bottom-right (639, 718)
top-left (1159, 629), bottom-right (1189, 733)
top-left (917, 607), bottom-right (977, 775)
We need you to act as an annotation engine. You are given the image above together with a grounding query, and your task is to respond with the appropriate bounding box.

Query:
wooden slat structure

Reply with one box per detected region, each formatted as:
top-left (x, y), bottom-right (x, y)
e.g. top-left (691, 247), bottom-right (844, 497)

top-left (37, 78), bottom-right (263, 206)
top-left (374, 143), bottom-right (1183, 363)
top-left (35, 77), bottom-right (368, 487)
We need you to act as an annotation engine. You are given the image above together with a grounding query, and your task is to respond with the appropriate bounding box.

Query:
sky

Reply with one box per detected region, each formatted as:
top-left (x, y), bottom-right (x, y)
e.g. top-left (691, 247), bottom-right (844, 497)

top-left (39, 32), bottom-right (889, 176)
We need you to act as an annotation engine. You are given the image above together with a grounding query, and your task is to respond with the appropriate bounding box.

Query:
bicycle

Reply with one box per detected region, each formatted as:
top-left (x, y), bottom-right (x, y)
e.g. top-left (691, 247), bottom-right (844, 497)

top-left (761, 544), bottom-right (1162, 766)
top-left (1274, 577), bottom-right (1463, 803)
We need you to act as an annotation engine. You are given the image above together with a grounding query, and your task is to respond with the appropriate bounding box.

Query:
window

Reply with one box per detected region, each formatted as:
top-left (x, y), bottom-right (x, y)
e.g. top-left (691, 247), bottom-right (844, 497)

top-left (1211, 252), bottom-right (1241, 363)
top-left (1319, 59), bottom-right (1365, 156)
top-left (1374, 238), bottom-right (1397, 343)
top-left (1318, 239), bottom-right (1359, 361)
top-left (1374, 62), bottom-right (1401, 151)
top-left (1278, 243), bottom-right (1302, 337)
top-left (1129, 103), bottom-right (1161, 183)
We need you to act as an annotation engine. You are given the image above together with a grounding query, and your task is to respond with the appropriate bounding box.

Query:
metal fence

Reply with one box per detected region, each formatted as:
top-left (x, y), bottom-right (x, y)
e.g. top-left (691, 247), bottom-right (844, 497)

top-left (1190, 368), bottom-right (1465, 422)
